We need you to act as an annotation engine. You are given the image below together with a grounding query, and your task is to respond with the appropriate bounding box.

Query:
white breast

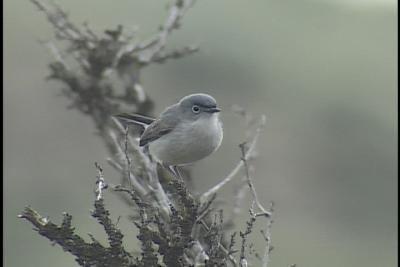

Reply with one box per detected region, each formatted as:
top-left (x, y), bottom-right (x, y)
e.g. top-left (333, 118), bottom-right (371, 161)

top-left (149, 114), bottom-right (223, 166)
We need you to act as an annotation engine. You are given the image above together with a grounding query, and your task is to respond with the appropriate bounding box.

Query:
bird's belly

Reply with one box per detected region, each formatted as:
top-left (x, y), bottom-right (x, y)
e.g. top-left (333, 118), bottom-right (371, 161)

top-left (149, 117), bottom-right (223, 166)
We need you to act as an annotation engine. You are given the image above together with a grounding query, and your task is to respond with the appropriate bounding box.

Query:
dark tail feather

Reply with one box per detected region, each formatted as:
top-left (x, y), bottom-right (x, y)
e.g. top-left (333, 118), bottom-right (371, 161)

top-left (113, 113), bottom-right (155, 127)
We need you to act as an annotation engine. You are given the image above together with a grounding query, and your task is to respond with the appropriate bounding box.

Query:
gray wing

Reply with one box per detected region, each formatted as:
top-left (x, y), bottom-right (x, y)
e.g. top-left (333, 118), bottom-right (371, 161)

top-left (139, 105), bottom-right (180, 147)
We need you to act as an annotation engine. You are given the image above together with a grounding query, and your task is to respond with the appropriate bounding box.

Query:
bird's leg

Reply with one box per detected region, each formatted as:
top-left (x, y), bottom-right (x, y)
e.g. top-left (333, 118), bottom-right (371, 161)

top-left (173, 165), bottom-right (184, 181)
top-left (162, 163), bottom-right (184, 181)
top-left (163, 163), bottom-right (178, 178)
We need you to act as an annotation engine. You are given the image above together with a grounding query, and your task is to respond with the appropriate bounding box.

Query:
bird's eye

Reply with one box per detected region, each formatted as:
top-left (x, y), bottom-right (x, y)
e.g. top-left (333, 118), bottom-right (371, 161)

top-left (192, 105), bottom-right (200, 113)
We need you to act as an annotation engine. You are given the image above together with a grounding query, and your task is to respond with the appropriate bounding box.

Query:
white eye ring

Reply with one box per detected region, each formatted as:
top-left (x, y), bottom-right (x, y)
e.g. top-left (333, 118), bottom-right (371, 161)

top-left (192, 105), bottom-right (200, 113)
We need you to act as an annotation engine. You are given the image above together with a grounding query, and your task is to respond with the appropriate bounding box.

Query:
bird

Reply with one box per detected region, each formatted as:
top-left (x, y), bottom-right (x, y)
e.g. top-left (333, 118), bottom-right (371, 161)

top-left (114, 93), bottom-right (223, 176)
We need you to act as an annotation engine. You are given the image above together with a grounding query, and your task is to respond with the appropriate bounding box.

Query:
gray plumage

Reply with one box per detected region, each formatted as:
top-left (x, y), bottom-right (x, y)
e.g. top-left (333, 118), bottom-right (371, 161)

top-left (114, 93), bottom-right (223, 166)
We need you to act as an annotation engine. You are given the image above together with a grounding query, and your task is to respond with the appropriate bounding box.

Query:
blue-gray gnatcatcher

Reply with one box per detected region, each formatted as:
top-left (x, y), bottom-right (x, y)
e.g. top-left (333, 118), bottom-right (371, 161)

top-left (114, 94), bottom-right (223, 169)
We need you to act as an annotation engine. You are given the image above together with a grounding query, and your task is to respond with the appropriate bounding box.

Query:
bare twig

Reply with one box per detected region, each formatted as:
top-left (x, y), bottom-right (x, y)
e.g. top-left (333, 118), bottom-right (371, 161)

top-left (94, 162), bottom-right (108, 200)
top-left (239, 141), bottom-right (274, 267)
top-left (123, 127), bottom-right (132, 187)
top-left (43, 41), bottom-right (70, 69)
top-left (112, 119), bottom-right (171, 218)
top-left (31, 0), bottom-right (83, 41)
top-left (239, 143), bottom-right (271, 218)
top-left (201, 115), bottom-right (266, 202)
top-left (196, 193), bottom-right (217, 223)
top-left (239, 210), bottom-right (256, 267)
top-left (261, 204), bottom-right (274, 267)
top-left (152, 45), bottom-right (199, 63)
top-left (112, 117), bottom-right (154, 182)
top-left (136, 0), bottom-right (197, 62)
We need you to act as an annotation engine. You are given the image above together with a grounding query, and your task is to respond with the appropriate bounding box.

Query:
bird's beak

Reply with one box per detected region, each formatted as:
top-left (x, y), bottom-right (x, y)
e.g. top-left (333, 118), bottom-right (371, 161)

top-left (206, 107), bottom-right (221, 113)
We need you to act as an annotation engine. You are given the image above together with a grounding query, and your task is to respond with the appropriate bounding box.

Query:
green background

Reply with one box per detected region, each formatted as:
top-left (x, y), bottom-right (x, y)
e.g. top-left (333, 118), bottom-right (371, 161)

top-left (4, 0), bottom-right (397, 266)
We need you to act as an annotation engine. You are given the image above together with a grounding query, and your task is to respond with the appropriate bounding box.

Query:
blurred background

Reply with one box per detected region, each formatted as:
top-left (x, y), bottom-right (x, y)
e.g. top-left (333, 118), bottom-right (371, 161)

top-left (4, 0), bottom-right (397, 266)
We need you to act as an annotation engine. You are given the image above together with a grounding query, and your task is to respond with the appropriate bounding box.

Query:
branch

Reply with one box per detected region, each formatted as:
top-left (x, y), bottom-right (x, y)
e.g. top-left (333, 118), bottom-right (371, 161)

top-left (18, 168), bottom-right (135, 266)
top-left (31, 0), bottom-right (83, 42)
top-left (239, 211), bottom-right (256, 267)
top-left (260, 206), bottom-right (274, 267)
top-left (136, 0), bottom-right (197, 63)
top-left (239, 143), bottom-right (271, 218)
top-left (95, 162), bottom-right (108, 200)
top-left (200, 115), bottom-right (266, 203)
top-left (151, 45), bottom-right (199, 64)
top-left (239, 140), bottom-right (274, 267)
